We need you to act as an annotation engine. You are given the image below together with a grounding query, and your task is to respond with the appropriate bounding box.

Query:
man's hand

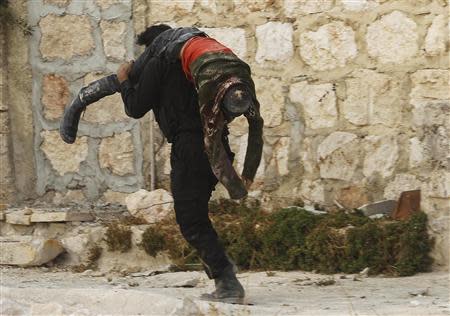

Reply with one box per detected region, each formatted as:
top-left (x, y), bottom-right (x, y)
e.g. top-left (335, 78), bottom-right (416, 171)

top-left (117, 61), bottom-right (134, 83)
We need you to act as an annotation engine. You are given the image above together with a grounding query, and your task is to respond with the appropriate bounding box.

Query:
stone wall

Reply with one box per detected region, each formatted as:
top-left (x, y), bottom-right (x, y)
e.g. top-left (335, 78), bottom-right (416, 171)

top-left (25, 0), bottom-right (143, 203)
top-left (135, 0), bottom-right (449, 268)
top-left (0, 22), bottom-right (15, 204)
top-left (1, 0), bottom-right (448, 268)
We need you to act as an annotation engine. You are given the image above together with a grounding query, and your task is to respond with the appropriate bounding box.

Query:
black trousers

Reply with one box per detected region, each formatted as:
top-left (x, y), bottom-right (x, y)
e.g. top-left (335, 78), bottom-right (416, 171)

top-left (170, 132), bottom-right (234, 279)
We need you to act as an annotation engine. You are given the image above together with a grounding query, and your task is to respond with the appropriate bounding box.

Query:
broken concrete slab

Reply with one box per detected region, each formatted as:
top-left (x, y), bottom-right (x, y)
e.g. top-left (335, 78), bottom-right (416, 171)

top-left (391, 190), bottom-right (421, 220)
top-left (358, 200), bottom-right (396, 216)
top-left (125, 189), bottom-right (173, 224)
top-left (30, 209), bottom-right (94, 222)
top-left (0, 236), bottom-right (64, 266)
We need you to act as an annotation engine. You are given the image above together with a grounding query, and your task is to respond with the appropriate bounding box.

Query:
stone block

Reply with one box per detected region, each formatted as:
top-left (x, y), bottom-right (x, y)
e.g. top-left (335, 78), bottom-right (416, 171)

top-left (289, 81), bottom-right (337, 129)
top-left (424, 171), bottom-right (450, 199)
top-left (102, 190), bottom-right (129, 205)
top-left (100, 20), bottom-right (127, 61)
top-left (39, 15), bottom-right (94, 60)
top-left (99, 132), bottom-right (135, 176)
top-left (384, 174), bottom-right (422, 200)
top-left (82, 73), bottom-right (128, 124)
top-left (43, 0), bottom-right (70, 7)
top-left (299, 21), bottom-right (357, 71)
top-left (424, 15), bottom-right (447, 56)
top-left (199, 0), bottom-right (217, 13)
top-left (284, 0), bottom-right (333, 16)
top-left (41, 130), bottom-right (88, 176)
top-left (342, 70), bottom-right (402, 126)
top-left (53, 190), bottom-right (86, 205)
top-left (363, 135), bottom-right (398, 178)
top-left (317, 132), bottom-right (359, 181)
top-left (300, 179), bottom-right (325, 204)
top-left (409, 137), bottom-right (427, 168)
top-left (96, 0), bottom-right (123, 10)
top-left (256, 22), bottom-right (293, 64)
top-left (30, 209), bottom-right (94, 222)
top-left (0, 210), bottom-right (4, 221)
top-left (149, 0), bottom-right (195, 12)
top-left (5, 211), bottom-right (31, 225)
top-left (125, 189), bottom-right (173, 224)
top-left (200, 27), bottom-right (247, 59)
top-left (274, 137), bottom-right (290, 176)
top-left (336, 186), bottom-right (369, 209)
top-left (0, 236), bottom-right (64, 266)
top-left (338, 0), bottom-right (379, 11)
top-left (366, 11), bottom-right (418, 64)
top-left (255, 77), bottom-right (284, 127)
top-left (60, 234), bottom-right (91, 265)
top-left (233, 0), bottom-right (275, 13)
top-left (5, 207), bottom-right (33, 225)
top-left (410, 69), bottom-right (449, 127)
top-left (41, 74), bottom-right (69, 121)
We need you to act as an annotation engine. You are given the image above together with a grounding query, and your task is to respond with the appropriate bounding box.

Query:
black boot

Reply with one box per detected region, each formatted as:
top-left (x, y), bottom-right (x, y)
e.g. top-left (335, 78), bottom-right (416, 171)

top-left (200, 264), bottom-right (245, 304)
top-left (59, 75), bottom-right (120, 144)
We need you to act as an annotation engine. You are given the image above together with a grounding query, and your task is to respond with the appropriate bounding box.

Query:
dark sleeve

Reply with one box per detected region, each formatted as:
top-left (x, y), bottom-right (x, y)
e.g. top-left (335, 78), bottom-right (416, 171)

top-left (242, 101), bottom-right (264, 181)
top-left (120, 58), bottom-right (162, 119)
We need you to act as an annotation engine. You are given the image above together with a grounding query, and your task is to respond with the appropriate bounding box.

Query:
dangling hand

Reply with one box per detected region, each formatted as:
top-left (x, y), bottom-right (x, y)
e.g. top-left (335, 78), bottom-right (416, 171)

top-left (117, 61), bottom-right (134, 83)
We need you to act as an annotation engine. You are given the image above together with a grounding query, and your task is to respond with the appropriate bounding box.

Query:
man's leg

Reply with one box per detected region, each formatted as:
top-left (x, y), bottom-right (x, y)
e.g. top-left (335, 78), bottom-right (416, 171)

top-left (60, 74), bottom-right (120, 144)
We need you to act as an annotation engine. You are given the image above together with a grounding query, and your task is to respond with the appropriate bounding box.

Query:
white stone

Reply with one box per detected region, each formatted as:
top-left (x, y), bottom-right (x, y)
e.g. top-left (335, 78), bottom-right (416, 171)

top-left (425, 171), bottom-right (450, 199)
top-left (149, 0), bottom-right (195, 12)
top-left (60, 234), bottom-right (91, 265)
top-left (53, 190), bottom-right (86, 205)
top-left (99, 132), bottom-right (135, 176)
top-left (366, 11), bottom-right (418, 64)
top-left (125, 189), bottom-right (173, 224)
top-left (318, 132), bottom-right (359, 181)
top-left (300, 179), bottom-right (325, 204)
top-left (410, 70), bottom-right (449, 127)
top-left (30, 209), bottom-right (94, 222)
top-left (289, 81), bottom-right (337, 129)
top-left (0, 236), bottom-right (64, 266)
top-left (100, 20), bottom-right (127, 61)
top-left (342, 69), bottom-right (402, 126)
top-left (41, 131), bottom-right (88, 176)
top-left (384, 174), bottom-right (422, 200)
top-left (275, 137), bottom-right (290, 176)
top-left (363, 135), bottom-right (398, 178)
top-left (424, 15), bottom-right (447, 56)
top-left (200, 27), bottom-right (246, 59)
top-left (255, 77), bottom-right (284, 127)
top-left (409, 137), bottom-right (426, 168)
top-left (339, 0), bottom-right (379, 11)
top-left (200, 0), bottom-right (217, 13)
top-left (299, 21), bottom-right (357, 71)
top-left (256, 22), bottom-right (293, 64)
top-left (5, 211), bottom-right (31, 225)
top-left (102, 190), bottom-right (129, 205)
top-left (284, 0), bottom-right (333, 16)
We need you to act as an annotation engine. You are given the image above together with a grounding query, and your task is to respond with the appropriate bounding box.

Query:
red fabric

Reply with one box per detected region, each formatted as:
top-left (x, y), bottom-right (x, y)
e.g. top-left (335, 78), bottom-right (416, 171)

top-left (181, 36), bottom-right (232, 81)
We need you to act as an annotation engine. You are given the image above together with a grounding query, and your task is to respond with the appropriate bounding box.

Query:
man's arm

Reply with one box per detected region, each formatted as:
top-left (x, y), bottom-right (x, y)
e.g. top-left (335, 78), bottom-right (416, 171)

top-left (241, 101), bottom-right (264, 188)
top-left (117, 58), bottom-right (161, 119)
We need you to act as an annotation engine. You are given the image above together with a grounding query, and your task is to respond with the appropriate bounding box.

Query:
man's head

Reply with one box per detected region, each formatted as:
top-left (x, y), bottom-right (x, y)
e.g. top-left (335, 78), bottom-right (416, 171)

top-left (221, 85), bottom-right (253, 122)
top-left (136, 24), bottom-right (172, 47)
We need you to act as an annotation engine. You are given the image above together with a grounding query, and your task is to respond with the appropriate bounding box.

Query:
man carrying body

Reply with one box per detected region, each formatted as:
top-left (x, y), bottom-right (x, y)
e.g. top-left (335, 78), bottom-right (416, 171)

top-left (60, 25), bottom-right (263, 303)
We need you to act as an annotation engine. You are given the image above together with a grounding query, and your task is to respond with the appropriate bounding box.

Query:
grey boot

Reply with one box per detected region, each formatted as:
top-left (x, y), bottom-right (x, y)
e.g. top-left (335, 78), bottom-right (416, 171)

top-left (200, 264), bottom-right (245, 304)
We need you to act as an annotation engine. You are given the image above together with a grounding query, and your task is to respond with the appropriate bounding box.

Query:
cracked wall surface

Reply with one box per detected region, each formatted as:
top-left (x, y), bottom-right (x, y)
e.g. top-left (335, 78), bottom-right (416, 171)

top-left (1, 0), bottom-right (449, 268)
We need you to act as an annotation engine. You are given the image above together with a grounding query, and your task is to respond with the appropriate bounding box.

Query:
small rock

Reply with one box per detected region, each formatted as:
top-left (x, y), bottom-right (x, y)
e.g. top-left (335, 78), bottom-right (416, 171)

top-left (353, 276), bottom-right (362, 282)
top-left (410, 300), bottom-right (421, 306)
top-left (315, 278), bottom-right (335, 286)
top-left (339, 275), bottom-right (347, 279)
top-left (128, 281), bottom-right (139, 287)
top-left (359, 267), bottom-right (370, 278)
top-left (409, 288), bottom-right (430, 297)
top-left (82, 269), bottom-right (94, 276)
top-left (125, 189), bottom-right (173, 224)
top-left (172, 278), bottom-right (200, 288)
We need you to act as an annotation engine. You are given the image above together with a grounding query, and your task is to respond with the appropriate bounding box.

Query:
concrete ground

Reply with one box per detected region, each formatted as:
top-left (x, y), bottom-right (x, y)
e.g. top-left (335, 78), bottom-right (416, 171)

top-left (1, 267), bottom-right (449, 316)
